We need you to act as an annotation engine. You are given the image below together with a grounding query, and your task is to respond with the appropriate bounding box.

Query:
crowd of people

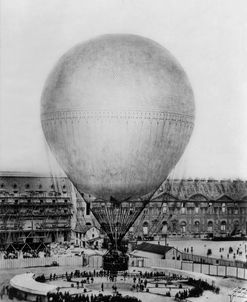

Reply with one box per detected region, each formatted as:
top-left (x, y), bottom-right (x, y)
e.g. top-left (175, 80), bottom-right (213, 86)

top-left (187, 277), bottom-right (220, 293)
top-left (47, 269), bottom-right (117, 282)
top-left (0, 249), bottom-right (50, 259)
top-left (130, 276), bottom-right (148, 292)
top-left (175, 287), bottom-right (203, 300)
top-left (3, 268), bottom-right (222, 302)
top-left (43, 269), bottom-right (185, 284)
top-left (39, 269), bottom-right (195, 299)
top-left (43, 268), bottom-right (185, 282)
top-left (47, 292), bottom-right (141, 302)
top-left (175, 277), bottom-right (220, 301)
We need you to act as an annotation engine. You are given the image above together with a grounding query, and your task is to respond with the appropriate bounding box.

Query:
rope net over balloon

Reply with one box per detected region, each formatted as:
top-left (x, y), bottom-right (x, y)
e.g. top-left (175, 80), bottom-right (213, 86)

top-left (40, 34), bottom-right (195, 272)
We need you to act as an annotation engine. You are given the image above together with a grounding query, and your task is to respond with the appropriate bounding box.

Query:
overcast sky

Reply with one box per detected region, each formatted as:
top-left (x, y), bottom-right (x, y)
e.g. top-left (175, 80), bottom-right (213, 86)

top-left (0, 0), bottom-right (247, 179)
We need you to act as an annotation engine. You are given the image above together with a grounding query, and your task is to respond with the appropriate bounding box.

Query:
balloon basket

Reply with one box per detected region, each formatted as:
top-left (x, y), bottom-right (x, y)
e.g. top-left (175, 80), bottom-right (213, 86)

top-left (103, 249), bottom-right (129, 272)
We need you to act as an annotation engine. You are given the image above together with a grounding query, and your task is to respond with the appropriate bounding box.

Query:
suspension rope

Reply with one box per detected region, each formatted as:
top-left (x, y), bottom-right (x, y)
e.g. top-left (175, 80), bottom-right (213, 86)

top-left (43, 133), bottom-right (65, 242)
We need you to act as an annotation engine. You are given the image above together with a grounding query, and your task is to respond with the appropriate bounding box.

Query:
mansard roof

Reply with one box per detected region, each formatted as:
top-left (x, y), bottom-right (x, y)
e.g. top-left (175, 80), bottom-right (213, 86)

top-left (0, 172), bottom-right (246, 202)
top-left (0, 172), bottom-right (71, 194)
top-left (156, 179), bottom-right (247, 201)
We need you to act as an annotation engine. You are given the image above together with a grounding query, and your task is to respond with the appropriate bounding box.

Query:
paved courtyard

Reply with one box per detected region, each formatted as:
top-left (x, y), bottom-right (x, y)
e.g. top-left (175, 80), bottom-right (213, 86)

top-left (1, 239), bottom-right (247, 302)
top-left (151, 239), bottom-right (247, 262)
top-left (1, 264), bottom-right (247, 302)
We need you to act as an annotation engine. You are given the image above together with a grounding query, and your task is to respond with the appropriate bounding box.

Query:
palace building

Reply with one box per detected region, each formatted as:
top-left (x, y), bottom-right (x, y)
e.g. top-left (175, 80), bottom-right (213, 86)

top-left (0, 172), bottom-right (76, 252)
top-left (0, 172), bottom-right (246, 253)
top-left (132, 179), bottom-right (247, 239)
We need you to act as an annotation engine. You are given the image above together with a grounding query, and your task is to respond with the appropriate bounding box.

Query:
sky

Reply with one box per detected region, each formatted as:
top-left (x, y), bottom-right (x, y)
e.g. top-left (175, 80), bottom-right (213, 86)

top-left (0, 0), bottom-right (247, 179)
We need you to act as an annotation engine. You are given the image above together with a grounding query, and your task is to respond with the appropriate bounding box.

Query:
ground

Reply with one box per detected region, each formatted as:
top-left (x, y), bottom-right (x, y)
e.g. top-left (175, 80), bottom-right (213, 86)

top-left (0, 239), bottom-right (247, 302)
top-left (1, 265), bottom-right (246, 302)
top-left (151, 239), bottom-right (247, 261)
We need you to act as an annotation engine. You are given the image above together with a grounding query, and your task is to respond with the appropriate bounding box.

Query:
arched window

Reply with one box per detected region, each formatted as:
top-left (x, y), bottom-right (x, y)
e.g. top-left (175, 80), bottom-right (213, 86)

top-left (194, 221), bottom-right (200, 232)
top-left (232, 220), bottom-right (240, 234)
top-left (207, 221), bottom-right (213, 232)
top-left (180, 221), bottom-right (186, 233)
top-left (220, 221), bottom-right (226, 231)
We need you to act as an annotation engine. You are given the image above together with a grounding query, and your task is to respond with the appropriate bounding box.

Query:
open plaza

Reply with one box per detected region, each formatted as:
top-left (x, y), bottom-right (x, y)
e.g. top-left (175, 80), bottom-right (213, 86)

top-left (156, 239), bottom-right (247, 262)
top-left (0, 237), bottom-right (247, 302)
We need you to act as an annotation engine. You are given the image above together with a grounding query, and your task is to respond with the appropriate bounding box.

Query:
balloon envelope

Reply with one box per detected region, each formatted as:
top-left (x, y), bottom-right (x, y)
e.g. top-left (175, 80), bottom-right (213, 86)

top-left (41, 34), bottom-right (195, 201)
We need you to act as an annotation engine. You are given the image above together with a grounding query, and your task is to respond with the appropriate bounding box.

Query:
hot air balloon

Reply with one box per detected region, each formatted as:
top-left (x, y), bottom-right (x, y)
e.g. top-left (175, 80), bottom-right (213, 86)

top-left (41, 34), bottom-right (195, 271)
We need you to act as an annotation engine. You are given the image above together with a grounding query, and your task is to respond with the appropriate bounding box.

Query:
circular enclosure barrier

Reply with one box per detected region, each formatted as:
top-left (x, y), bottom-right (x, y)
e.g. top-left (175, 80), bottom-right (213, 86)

top-left (86, 281), bottom-right (133, 291)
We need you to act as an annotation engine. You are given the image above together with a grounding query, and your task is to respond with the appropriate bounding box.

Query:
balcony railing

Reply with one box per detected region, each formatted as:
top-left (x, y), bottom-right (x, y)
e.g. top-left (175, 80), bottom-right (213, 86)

top-left (0, 201), bottom-right (73, 207)
top-left (0, 226), bottom-right (71, 233)
top-left (0, 212), bottom-right (72, 217)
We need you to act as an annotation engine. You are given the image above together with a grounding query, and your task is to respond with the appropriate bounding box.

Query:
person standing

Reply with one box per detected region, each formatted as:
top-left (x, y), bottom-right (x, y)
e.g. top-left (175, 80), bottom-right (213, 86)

top-left (144, 279), bottom-right (147, 288)
top-left (0, 287), bottom-right (4, 299)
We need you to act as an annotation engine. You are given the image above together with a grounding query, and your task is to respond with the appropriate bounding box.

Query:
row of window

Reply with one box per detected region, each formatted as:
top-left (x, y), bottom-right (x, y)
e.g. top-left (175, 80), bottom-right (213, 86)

top-left (0, 199), bottom-right (69, 204)
top-left (0, 192), bottom-right (68, 198)
top-left (0, 208), bottom-right (70, 215)
top-left (141, 220), bottom-right (240, 233)
top-left (143, 207), bottom-right (245, 215)
top-left (0, 183), bottom-right (67, 190)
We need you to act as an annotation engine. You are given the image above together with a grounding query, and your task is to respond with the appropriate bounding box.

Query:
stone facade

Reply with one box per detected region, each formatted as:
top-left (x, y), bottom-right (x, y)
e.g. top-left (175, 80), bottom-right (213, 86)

top-left (1, 173), bottom-right (246, 248)
top-left (0, 172), bottom-right (75, 248)
top-left (131, 179), bottom-right (247, 239)
top-left (73, 225), bottom-right (102, 249)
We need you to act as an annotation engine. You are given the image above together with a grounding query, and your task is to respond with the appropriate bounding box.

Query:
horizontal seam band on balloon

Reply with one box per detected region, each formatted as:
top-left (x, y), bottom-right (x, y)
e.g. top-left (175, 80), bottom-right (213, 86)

top-left (41, 110), bottom-right (194, 123)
